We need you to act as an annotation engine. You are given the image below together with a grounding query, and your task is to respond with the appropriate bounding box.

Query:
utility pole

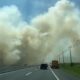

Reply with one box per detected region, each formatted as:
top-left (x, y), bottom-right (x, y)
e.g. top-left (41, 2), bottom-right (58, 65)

top-left (69, 46), bottom-right (73, 66)
top-left (62, 51), bottom-right (65, 66)
top-left (59, 56), bottom-right (60, 64)
top-left (63, 52), bottom-right (64, 64)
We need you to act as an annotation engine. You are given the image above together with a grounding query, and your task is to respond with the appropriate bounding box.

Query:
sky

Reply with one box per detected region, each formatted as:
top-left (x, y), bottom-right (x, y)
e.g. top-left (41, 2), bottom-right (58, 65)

top-left (0, 0), bottom-right (80, 65)
top-left (0, 0), bottom-right (79, 22)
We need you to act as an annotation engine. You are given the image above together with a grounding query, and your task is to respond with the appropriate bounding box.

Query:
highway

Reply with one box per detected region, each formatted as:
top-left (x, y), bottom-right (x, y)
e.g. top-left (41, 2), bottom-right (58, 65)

top-left (0, 66), bottom-right (80, 80)
top-left (0, 66), bottom-right (57, 80)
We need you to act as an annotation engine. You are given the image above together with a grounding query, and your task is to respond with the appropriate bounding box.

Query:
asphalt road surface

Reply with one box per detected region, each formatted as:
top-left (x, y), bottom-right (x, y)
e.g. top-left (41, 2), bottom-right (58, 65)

top-left (0, 67), bottom-right (57, 80)
top-left (0, 66), bottom-right (80, 80)
top-left (53, 69), bottom-right (80, 80)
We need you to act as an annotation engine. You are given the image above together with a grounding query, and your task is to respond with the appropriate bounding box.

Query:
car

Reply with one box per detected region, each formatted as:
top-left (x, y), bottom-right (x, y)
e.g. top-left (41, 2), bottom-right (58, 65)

top-left (40, 64), bottom-right (48, 70)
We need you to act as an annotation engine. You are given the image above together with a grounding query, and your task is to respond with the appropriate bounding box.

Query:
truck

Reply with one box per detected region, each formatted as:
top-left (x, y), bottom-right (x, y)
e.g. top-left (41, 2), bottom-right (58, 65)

top-left (51, 60), bottom-right (59, 69)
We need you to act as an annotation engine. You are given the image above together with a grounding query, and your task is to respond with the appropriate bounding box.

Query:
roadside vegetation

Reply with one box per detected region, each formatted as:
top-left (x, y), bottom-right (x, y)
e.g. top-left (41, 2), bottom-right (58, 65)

top-left (61, 64), bottom-right (80, 77)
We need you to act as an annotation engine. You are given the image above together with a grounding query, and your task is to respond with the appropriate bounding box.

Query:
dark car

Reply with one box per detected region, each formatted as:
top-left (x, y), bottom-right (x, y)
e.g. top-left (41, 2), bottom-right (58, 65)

top-left (40, 64), bottom-right (48, 70)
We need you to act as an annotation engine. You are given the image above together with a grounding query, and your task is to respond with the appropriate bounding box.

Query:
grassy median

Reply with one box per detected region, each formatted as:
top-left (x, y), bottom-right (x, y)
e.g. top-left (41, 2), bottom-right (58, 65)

top-left (61, 64), bottom-right (80, 77)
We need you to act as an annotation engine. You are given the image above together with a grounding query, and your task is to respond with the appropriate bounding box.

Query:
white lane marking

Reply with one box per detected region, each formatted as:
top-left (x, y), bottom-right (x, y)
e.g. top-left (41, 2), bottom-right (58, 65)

top-left (25, 72), bottom-right (32, 76)
top-left (25, 68), bottom-right (39, 76)
top-left (0, 68), bottom-right (32, 76)
top-left (48, 66), bottom-right (60, 80)
top-left (0, 70), bottom-right (17, 76)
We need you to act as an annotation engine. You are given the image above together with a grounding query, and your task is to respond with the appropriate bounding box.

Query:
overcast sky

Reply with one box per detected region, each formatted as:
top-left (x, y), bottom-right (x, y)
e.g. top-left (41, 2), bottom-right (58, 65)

top-left (0, 0), bottom-right (79, 22)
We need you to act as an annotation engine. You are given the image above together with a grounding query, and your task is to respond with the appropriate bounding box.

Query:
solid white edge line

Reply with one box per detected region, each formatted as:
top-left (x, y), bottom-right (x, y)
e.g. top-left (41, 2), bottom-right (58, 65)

top-left (48, 66), bottom-right (60, 80)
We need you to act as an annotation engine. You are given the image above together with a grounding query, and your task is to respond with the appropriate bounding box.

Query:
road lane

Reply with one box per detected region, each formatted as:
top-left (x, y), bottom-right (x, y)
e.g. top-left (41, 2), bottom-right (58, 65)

top-left (48, 66), bottom-right (59, 80)
top-left (26, 69), bottom-right (56, 80)
top-left (0, 67), bottom-right (57, 80)
top-left (0, 67), bottom-right (37, 80)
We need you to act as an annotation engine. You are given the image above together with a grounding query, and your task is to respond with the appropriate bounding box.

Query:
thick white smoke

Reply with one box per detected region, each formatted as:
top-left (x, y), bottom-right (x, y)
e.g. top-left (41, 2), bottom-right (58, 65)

top-left (0, 0), bottom-right (80, 65)
top-left (0, 6), bottom-right (22, 65)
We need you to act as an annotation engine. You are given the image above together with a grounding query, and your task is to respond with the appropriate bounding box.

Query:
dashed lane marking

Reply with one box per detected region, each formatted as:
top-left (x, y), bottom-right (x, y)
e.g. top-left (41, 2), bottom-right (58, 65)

top-left (25, 72), bottom-right (32, 76)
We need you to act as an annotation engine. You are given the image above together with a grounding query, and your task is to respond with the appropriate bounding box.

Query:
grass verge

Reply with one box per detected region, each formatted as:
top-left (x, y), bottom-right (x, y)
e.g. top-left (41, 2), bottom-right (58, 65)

top-left (61, 64), bottom-right (80, 77)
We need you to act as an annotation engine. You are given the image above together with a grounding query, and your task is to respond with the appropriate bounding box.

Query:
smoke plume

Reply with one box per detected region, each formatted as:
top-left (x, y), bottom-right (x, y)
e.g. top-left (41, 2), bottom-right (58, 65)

top-left (0, 0), bottom-right (80, 65)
